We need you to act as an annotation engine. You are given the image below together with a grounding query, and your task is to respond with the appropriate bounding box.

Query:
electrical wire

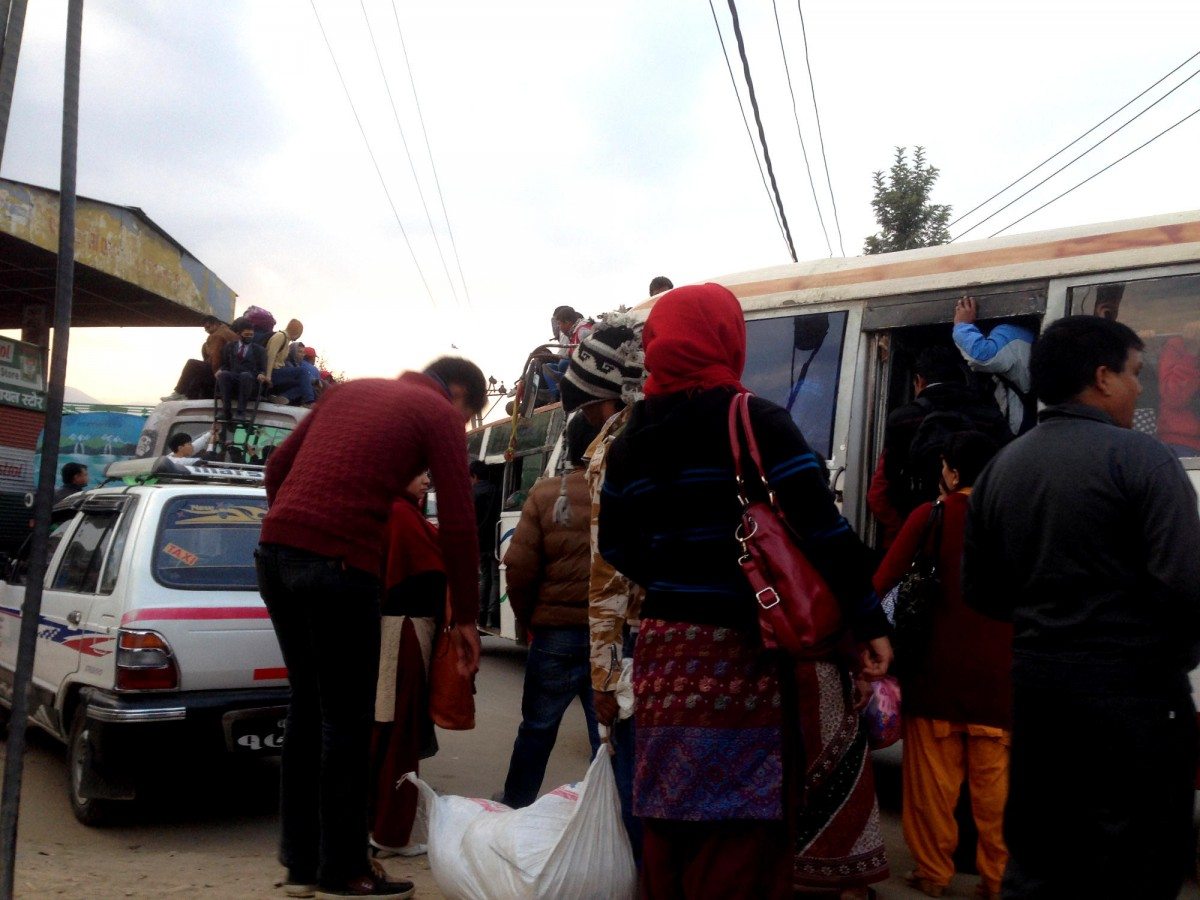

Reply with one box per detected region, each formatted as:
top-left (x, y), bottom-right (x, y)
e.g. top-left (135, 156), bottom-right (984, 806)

top-left (795, 0), bottom-right (844, 256)
top-left (358, 0), bottom-right (461, 308)
top-left (308, 0), bottom-right (438, 307)
top-left (725, 0), bottom-right (798, 262)
top-left (989, 103), bottom-right (1200, 238)
top-left (707, 0), bottom-right (787, 250)
top-left (951, 48), bottom-right (1200, 229)
top-left (770, 0), bottom-right (831, 256)
top-left (390, 0), bottom-right (473, 307)
top-left (952, 47), bottom-right (1200, 232)
top-left (952, 64), bottom-right (1200, 242)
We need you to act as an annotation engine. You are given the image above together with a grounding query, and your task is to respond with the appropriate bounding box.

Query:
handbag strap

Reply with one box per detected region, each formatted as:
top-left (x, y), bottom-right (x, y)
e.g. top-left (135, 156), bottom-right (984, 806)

top-left (727, 393), bottom-right (774, 508)
top-left (911, 500), bottom-right (945, 572)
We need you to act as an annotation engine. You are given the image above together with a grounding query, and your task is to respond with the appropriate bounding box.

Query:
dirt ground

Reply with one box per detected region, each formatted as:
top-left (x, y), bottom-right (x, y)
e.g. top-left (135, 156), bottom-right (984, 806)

top-left (4, 639), bottom-right (1199, 898)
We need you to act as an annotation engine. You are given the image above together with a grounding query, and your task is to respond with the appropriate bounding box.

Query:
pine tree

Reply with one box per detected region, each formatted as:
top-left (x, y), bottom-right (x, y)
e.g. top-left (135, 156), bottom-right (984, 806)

top-left (863, 146), bottom-right (952, 254)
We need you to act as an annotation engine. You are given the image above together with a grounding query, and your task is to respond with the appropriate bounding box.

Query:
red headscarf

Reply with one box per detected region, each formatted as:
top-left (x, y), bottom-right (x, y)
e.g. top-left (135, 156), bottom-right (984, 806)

top-left (643, 283), bottom-right (746, 397)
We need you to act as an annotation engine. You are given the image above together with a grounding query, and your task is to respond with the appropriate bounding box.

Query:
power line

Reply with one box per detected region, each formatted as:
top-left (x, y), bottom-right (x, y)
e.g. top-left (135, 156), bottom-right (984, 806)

top-left (390, 1), bottom-right (473, 307)
top-left (725, 0), bottom-right (798, 262)
top-left (706, 0), bottom-right (787, 251)
top-left (770, 0), bottom-right (831, 256)
top-left (989, 103), bottom-right (1200, 238)
top-left (795, 0), bottom-right (844, 256)
top-left (358, 0), bottom-right (461, 307)
top-left (951, 48), bottom-right (1200, 231)
top-left (308, 0), bottom-right (438, 306)
top-left (952, 64), bottom-right (1200, 242)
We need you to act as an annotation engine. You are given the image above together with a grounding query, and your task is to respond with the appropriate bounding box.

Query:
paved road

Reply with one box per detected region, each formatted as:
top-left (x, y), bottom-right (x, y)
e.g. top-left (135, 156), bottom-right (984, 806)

top-left (3, 637), bottom-right (1197, 898)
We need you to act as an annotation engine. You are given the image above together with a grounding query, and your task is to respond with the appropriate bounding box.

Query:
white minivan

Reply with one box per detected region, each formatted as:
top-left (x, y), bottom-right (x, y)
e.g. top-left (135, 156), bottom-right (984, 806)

top-left (0, 459), bottom-right (287, 824)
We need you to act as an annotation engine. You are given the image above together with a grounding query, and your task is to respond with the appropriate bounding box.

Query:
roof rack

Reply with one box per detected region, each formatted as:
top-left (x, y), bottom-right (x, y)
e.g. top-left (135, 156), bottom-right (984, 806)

top-left (103, 456), bottom-right (265, 486)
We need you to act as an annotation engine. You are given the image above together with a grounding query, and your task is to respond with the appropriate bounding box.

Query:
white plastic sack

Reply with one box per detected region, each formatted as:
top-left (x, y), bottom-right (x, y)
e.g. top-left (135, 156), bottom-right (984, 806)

top-left (406, 748), bottom-right (636, 900)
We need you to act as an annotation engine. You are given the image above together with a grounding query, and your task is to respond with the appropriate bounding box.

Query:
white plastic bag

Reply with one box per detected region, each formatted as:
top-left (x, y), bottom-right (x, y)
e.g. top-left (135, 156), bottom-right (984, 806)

top-left (406, 749), bottom-right (636, 900)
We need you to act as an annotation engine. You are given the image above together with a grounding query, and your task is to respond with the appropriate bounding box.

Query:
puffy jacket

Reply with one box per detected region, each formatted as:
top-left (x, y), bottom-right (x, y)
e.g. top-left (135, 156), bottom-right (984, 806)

top-left (503, 469), bottom-right (591, 628)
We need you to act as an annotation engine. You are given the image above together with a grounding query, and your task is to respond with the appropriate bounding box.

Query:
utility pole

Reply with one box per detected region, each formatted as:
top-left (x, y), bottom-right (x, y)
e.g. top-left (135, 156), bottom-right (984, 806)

top-left (0, 0), bottom-right (29, 168)
top-left (0, 2), bottom-right (84, 896)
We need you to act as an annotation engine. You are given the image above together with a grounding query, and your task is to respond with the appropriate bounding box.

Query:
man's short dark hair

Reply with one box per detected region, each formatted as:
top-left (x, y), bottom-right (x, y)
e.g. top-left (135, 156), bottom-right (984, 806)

top-left (61, 462), bottom-right (85, 484)
top-left (468, 460), bottom-right (489, 479)
top-left (648, 276), bottom-right (674, 296)
top-left (168, 432), bottom-right (192, 453)
top-left (201, 315), bottom-right (220, 328)
top-left (552, 305), bottom-right (580, 324)
top-left (231, 316), bottom-right (252, 332)
top-left (1030, 316), bottom-right (1143, 406)
top-left (914, 345), bottom-right (965, 385)
top-left (425, 356), bottom-right (487, 414)
top-left (942, 431), bottom-right (999, 488)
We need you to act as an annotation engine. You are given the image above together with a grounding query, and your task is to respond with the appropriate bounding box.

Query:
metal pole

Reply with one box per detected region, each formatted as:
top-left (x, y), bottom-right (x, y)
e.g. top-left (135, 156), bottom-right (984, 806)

top-left (0, 0), bottom-right (29, 169)
top-left (0, 2), bottom-right (83, 896)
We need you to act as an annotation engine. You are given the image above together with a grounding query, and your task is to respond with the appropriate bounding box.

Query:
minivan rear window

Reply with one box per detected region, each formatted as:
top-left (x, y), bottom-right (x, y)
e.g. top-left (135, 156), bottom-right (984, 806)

top-left (153, 495), bottom-right (268, 591)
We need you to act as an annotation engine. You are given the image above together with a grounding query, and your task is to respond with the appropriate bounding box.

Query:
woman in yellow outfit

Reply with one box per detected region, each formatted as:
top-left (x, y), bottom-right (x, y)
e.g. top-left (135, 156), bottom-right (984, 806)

top-left (874, 431), bottom-right (1011, 899)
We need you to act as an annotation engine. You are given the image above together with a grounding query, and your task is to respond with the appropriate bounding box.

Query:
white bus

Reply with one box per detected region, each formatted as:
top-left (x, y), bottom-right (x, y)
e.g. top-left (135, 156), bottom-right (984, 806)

top-left (475, 209), bottom-right (1200, 639)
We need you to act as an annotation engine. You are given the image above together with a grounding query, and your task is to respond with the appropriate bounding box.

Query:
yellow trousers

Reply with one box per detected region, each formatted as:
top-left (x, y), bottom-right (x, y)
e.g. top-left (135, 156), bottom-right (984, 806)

top-left (902, 716), bottom-right (1010, 893)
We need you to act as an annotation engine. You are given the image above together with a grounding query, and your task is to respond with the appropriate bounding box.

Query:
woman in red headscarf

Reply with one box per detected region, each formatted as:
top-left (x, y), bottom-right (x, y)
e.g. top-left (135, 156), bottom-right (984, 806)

top-left (598, 284), bottom-right (893, 899)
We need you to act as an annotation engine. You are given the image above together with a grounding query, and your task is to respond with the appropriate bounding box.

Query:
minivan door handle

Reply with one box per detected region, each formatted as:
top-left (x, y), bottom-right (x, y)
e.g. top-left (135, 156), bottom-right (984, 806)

top-left (67, 610), bottom-right (82, 625)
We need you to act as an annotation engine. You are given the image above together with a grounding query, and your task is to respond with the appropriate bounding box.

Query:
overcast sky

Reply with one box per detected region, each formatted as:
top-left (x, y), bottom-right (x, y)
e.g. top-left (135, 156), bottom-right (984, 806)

top-left (2, 0), bottom-right (1197, 406)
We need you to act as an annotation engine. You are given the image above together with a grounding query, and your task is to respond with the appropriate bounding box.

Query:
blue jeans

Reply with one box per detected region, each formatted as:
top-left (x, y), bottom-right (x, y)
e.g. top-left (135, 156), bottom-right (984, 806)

top-left (539, 358), bottom-right (569, 401)
top-left (501, 626), bottom-right (600, 808)
top-left (255, 544), bottom-right (381, 888)
top-left (271, 365), bottom-right (315, 404)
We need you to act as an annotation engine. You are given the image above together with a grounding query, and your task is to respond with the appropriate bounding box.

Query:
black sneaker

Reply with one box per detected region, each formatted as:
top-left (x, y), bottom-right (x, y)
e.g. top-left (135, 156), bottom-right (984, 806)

top-left (315, 874), bottom-right (414, 899)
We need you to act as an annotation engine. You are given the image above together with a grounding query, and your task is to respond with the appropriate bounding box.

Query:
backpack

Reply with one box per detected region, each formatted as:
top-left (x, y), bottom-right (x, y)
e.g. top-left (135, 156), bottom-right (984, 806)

top-left (995, 373), bottom-right (1038, 435)
top-left (906, 398), bottom-right (978, 502)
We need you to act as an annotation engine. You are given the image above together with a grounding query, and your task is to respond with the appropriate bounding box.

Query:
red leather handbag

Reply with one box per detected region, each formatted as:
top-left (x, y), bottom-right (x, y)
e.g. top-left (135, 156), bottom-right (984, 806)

top-left (728, 392), bottom-right (842, 654)
top-left (428, 596), bottom-right (476, 730)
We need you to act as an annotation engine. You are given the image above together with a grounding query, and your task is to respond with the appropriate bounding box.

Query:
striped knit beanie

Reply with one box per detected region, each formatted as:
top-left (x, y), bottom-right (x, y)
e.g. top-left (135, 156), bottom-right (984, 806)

top-left (559, 320), bottom-right (645, 414)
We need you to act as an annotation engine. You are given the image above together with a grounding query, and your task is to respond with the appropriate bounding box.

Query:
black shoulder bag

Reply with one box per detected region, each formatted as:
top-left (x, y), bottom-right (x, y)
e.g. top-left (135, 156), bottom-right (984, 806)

top-left (892, 500), bottom-right (945, 668)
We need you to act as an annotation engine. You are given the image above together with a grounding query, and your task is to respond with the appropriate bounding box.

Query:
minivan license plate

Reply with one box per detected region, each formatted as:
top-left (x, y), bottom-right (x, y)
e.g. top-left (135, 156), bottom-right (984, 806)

top-left (223, 707), bottom-right (286, 753)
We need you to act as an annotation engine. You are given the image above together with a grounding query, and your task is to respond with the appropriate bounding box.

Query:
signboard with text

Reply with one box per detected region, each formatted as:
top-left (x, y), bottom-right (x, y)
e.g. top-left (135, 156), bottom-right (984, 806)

top-left (0, 335), bottom-right (46, 411)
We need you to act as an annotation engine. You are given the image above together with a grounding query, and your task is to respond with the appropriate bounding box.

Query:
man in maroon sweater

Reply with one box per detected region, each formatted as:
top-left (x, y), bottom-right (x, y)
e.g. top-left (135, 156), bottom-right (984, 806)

top-left (256, 357), bottom-right (486, 899)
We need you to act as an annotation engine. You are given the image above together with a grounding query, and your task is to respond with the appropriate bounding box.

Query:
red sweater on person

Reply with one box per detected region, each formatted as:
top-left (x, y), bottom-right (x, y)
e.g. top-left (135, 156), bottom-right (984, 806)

top-left (261, 373), bottom-right (480, 623)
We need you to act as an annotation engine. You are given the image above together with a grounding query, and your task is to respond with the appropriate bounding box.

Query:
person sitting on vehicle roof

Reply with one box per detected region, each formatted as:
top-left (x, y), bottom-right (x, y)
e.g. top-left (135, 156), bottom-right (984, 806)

top-left (162, 316), bottom-right (240, 402)
top-left (952, 296), bottom-right (1037, 436)
top-left (541, 306), bottom-right (595, 401)
top-left (648, 275), bottom-right (673, 296)
top-left (264, 319), bottom-right (314, 407)
top-left (216, 318), bottom-right (269, 423)
top-left (299, 345), bottom-right (324, 399)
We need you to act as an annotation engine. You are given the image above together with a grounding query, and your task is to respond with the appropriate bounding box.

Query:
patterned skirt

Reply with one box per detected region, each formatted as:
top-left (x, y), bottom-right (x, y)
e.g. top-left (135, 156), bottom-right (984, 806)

top-left (790, 661), bottom-right (889, 890)
top-left (632, 618), bottom-right (889, 889)
top-left (633, 618), bottom-right (785, 821)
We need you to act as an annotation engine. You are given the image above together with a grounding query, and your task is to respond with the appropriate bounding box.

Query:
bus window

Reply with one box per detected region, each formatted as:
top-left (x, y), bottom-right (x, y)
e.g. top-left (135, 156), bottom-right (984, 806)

top-left (486, 408), bottom-right (560, 458)
top-left (1072, 274), bottom-right (1200, 459)
top-left (467, 429), bottom-right (485, 460)
top-left (744, 311), bottom-right (847, 460)
top-left (503, 452), bottom-right (547, 512)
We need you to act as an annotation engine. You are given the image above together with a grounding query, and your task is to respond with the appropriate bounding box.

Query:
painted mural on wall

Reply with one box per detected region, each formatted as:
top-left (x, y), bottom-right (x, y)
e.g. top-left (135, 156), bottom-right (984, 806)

top-left (34, 411), bottom-right (148, 490)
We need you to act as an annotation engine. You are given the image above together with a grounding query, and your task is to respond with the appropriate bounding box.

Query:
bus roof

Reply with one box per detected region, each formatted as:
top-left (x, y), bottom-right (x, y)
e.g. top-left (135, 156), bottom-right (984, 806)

top-left (633, 209), bottom-right (1200, 316)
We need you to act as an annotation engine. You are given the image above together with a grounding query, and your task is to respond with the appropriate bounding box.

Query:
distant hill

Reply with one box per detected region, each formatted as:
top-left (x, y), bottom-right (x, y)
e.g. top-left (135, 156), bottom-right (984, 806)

top-left (64, 386), bottom-right (102, 404)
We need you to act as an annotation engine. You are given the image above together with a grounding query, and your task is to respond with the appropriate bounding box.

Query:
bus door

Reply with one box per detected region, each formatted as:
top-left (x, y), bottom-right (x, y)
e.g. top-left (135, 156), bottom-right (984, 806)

top-left (856, 284), bottom-right (1047, 547)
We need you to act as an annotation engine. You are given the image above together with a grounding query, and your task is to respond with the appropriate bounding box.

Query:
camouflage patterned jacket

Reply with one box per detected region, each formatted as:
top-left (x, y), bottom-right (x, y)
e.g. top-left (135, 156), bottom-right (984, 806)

top-left (586, 407), bottom-right (644, 692)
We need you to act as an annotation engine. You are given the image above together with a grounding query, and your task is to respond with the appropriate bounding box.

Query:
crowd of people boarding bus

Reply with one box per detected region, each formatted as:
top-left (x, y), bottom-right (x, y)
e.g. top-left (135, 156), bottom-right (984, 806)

top-left (249, 278), bottom-right (1200, 900)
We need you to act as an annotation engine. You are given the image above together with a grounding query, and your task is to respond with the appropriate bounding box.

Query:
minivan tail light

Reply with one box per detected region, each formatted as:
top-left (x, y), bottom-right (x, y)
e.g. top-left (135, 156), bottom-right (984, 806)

top-left (116, 629), bottom-right (179, 691)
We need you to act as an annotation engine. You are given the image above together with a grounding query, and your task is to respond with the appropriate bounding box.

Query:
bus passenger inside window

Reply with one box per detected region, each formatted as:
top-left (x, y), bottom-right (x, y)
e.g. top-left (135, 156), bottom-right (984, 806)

top-left (1075, 274), bottom-right (1200, 458)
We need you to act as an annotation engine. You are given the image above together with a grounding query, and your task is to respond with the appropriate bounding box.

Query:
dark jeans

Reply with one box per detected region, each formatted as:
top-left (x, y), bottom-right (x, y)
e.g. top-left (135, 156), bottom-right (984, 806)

top-left (611, 627), bottom-right (641, 866)
top-left (255, 543), bottom-right (382, 888)
top-left (1002, 676), bottom-right (1197, 899)
top-left (477, 554), bottom-right (500, 628)
top-left (540, 358), bottom-right (569, 401)
top-left (216, 370), bottom-right (258, 420)
top-left (173, 358), bottom-right (215, 399)
top-left (501, 625), bottom-right (600, 808)
top-left (271, 365), bottom-right (315, 404)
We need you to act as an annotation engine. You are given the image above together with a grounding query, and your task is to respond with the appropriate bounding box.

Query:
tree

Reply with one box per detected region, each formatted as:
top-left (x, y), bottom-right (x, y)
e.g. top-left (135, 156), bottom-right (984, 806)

top-left (863, 146), bottom-right (952, 255)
